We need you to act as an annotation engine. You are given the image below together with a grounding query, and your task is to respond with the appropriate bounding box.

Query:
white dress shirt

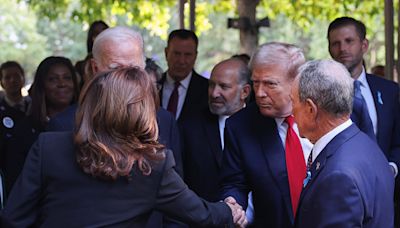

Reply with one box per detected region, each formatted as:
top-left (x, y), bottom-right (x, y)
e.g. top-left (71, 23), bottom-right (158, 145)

top-left (310, 119), bottom-right (352, 163)
top-left (275, 117), bottom-right (314, 165)
top-left (162, 72), bottom-right (192, 120)
top-left (357, 68), bottom-right (378, 135)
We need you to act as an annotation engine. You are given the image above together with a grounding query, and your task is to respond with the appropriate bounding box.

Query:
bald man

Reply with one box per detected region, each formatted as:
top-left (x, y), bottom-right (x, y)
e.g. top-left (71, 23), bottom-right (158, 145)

top-left (180, 58), bottom-right (251, 202)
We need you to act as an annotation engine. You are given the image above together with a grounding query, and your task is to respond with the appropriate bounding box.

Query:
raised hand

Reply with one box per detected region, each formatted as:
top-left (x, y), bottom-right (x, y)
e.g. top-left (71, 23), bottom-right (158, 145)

top-left (224, 196), bottom-right (248, 228)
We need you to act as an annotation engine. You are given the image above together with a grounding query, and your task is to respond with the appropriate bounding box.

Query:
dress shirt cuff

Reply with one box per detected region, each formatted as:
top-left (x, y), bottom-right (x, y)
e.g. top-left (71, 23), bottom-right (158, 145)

top-left (389, 162), bottom-right (398, 178)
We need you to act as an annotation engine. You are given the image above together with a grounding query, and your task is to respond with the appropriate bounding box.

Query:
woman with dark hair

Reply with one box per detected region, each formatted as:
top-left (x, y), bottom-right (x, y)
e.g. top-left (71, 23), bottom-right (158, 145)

top-left (86, 20), bottom-right (109, 54)
top-left (1, 67), bottom-right (246, 227)
top-left (2, 56), bottom-right (79, 195)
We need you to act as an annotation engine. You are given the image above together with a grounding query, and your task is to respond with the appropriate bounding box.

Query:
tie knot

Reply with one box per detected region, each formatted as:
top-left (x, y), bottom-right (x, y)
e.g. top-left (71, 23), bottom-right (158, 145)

top-left (174, 81), bottom-right (180, 88)
top-left (285, 115), bottom-right (295, 128)
top-left (353, 80), bottom-right (362, 99)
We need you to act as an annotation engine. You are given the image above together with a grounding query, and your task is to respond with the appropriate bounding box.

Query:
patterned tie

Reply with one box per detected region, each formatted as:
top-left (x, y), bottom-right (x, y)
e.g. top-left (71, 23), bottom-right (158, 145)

top-left (167, 81), bottom-right (180, 118)
top-left (284, 115), bottom-right (306, 217)
top-left (351, 80), bottom-right (375, 140)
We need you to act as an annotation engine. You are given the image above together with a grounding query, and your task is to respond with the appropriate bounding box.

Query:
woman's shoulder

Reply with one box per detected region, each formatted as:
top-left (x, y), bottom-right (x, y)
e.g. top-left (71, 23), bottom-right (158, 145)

top-left (36, 132), bottom-right (74, 154)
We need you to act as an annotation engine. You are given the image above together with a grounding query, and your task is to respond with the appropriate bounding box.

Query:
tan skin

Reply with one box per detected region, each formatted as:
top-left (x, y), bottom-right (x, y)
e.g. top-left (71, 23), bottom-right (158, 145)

top-left (328, 25), bottom-right (368, 79)
top-left (44, 63), bottom-right (75, 118)
top-left (165, 37), bottom-right (197, 82)
top-left (251, 64), bottom-right (293, 118)
top-left (208, 60), bottom-right (250, 116)
top-left (290, 77), bottom-right (349, 144)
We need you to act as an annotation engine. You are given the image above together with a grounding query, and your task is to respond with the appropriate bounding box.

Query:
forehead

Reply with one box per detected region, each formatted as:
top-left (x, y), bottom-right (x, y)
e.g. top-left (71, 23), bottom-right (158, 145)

top-left (168, 38), bottom-right (197, 51)
top-left (328, 25), bottom-right (360, 41)
top-left (2, 66), bottom-right (23, 75)
top-left (251, 64), bottom-right (288, 81)
top-left (210, 63), bottom-right (239, 83)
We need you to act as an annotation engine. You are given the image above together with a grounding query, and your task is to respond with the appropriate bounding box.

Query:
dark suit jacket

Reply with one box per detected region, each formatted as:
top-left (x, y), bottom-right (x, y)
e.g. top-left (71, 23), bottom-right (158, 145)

top-left (365, 74), bottom-right (400, 169)
top-left (0, 132), bottom-right (233, 228)
top-left (2, 115), bottom-right (42, 195)
top-left (159, 71), bottom-right (209, 124)
top-left (47, 105), bottom-right (184, 177)
top-left (180, 108), bottom-right (223, 202)
top-left (220, 103), bottom-right (293, 228)
top-left (295, 124), bottom-right (394, 228)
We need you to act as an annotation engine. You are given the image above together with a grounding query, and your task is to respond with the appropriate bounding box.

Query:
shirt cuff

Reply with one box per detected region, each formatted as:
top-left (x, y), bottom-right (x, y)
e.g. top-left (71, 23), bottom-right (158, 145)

top-left (389, 162), bottom-right (398, 178)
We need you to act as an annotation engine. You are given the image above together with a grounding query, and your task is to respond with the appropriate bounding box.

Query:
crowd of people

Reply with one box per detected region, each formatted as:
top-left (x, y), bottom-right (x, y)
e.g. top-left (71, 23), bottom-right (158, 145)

top-left (0, 15), bottom-right (399, 228)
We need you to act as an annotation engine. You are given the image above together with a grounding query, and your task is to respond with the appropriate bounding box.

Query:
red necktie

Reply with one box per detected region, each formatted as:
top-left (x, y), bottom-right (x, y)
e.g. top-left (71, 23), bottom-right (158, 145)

top-left (284, 115), bottom-right (306, 217)
top-left (167, 81), bottom-right (180, 117)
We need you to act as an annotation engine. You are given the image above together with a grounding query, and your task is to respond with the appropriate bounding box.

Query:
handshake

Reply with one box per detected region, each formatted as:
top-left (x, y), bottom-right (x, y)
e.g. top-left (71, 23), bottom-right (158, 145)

top-left (224, 196), bottom-right (248, 228)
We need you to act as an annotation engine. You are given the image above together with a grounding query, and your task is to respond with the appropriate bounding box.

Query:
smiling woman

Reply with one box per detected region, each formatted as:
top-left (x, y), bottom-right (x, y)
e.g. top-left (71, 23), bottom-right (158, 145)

top-left (1, 56), bottom-right (79, 195)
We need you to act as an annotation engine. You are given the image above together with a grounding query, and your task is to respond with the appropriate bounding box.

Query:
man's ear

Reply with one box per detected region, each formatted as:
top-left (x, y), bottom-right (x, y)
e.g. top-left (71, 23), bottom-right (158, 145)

top-left (361, 38), bottom-right (369, 55)
top-left (306, 98), bottom-right (318, 120)
top-left (241, 84), bottom-right (251, 101)
top-left (91, 58), bottom-right (99, 75)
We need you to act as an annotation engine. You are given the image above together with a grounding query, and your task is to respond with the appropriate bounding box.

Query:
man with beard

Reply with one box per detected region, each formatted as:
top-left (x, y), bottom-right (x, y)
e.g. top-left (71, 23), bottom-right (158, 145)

top-left (180, 58), bottom-right (251, 203)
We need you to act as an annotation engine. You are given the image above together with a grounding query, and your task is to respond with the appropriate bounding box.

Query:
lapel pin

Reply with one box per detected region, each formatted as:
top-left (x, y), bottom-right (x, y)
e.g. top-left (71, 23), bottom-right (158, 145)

top-left (316, 162), bottom-right (321, 170)
top-left (377, 91), bottom-right (384, 105)
top-left (303, 171), bottom-right (311, 188)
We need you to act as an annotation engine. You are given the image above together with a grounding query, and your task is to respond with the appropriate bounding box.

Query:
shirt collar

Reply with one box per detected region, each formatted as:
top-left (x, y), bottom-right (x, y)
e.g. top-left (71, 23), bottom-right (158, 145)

top-left (311, 119), bottom-right (352, 161)
top-left (356, 67), bottom-right (368, 87)
top-left (166, 71), bottom-right (193, 90)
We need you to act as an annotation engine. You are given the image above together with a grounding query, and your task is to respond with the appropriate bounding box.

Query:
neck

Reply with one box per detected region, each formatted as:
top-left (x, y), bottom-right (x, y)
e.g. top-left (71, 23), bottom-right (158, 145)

top-left (311, 113), bottom-right (349, 143)
top-left (350, 63), bottom-right (363, 79)
top-left (6, 93), bottom-right (23, 104)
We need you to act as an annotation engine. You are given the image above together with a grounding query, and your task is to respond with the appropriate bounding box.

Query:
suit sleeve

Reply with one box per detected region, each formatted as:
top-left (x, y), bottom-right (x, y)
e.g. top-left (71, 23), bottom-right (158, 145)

top-left (219, 121), bottom-right (250, 209)
top-left (169, 114), bottom-right (184, 178)
top-left (300, 171), bottom-right (364, 227)
top-left (1, 136), bottom-right (42, 227)
top-left (155, 150), bottom-right (233, 227)
top-left (388, 85), bottom-right (400, 170)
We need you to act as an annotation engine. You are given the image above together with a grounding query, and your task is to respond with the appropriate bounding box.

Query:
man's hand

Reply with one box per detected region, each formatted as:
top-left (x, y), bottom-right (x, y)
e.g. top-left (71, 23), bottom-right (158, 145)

top-left (224, 196), bottom-right (248, 228)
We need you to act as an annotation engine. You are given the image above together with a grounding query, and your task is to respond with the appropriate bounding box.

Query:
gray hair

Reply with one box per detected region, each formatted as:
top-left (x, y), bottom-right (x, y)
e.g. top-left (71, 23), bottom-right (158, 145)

top-left (92, 26), bottom-right (145, 67)
top-left (249, 42), bottom-right (305, 80)
top-left (297, 59), bottom-right (353, 116)
top-left (230, 58), bottom-right (251, 87)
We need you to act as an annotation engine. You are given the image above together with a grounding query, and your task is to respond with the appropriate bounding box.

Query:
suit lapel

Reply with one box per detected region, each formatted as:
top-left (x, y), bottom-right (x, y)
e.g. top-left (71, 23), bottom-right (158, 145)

top-left (158, 73), bottom-right (167, 107)
top-left (299, 124), bottom-right (360, 201)
top-left (203, 110), bottom-right (223, 167)
top-left (258, 115), bottom-right (293, 220)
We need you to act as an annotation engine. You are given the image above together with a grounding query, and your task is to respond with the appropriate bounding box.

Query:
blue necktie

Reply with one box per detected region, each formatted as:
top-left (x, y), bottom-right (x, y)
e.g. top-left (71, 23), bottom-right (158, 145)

top-left (351, 80), bottom-right (375, 140)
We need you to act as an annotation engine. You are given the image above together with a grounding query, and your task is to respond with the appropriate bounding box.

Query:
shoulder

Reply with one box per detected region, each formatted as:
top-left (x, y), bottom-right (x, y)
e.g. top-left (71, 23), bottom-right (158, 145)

top-left (191, 71), bottom-right (209, 85)
top-left (367, 74), bottom-right (399, 91)
top-left (36, 132), bottom-right (74, 149)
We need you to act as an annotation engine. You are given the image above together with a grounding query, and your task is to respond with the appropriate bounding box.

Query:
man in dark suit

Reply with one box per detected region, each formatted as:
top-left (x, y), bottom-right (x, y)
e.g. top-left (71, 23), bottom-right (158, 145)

top-left (180, 58), bottom-right (251, 202)
top-left (220, 42), bottom-right (313, 227)
top-left (327, 17), bottom-right (400, 224)
top-left (159, 29), bottom-right (208, 124)
top-left (292, 59), bottom-right (394, 227)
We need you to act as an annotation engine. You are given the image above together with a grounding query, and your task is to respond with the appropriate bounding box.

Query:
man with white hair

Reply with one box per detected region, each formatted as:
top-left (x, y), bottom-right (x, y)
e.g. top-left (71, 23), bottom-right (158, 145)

top-left (220, 42), bottom-right (313, 227)
top-left (293, 59), bottom-right (394, 227)
top-left (49, 27), bottom-right (183, 177)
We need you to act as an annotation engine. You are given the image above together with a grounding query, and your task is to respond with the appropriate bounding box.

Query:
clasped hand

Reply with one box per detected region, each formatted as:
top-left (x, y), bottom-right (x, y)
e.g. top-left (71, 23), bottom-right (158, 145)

top-left (224, 196), bottom-right (248, 228)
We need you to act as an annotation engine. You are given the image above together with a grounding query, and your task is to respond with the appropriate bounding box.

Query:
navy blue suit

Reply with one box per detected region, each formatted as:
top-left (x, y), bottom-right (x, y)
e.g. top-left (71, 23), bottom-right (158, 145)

top-left (365, 74), bottom-right (400, 168)
top-left (295, 124), bottom-right (394, 228)
top-left (47, 105), bottom-right (184, 177)
top-left (1, 132), bottom-right (233, 228)
top-left (180, 108), bottom-right (223, 202)
top-left (159, 71), bottom-right (209, 124)
top-left (220, 103), bottom-right (294, 228)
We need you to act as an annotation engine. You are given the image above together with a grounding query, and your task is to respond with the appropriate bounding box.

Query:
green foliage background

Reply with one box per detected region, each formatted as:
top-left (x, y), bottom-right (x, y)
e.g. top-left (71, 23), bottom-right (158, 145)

top-left (0, 0), bottom-right (393, 83)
